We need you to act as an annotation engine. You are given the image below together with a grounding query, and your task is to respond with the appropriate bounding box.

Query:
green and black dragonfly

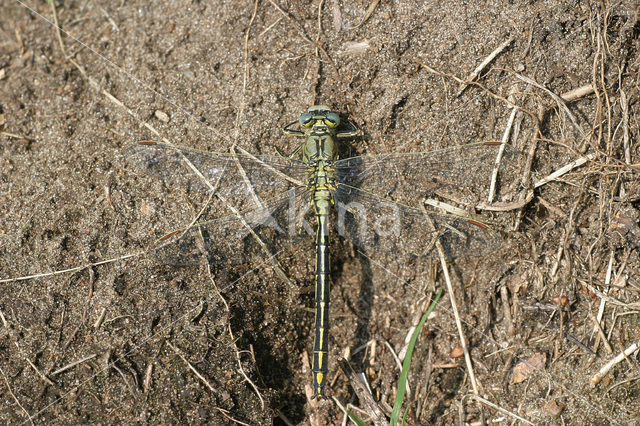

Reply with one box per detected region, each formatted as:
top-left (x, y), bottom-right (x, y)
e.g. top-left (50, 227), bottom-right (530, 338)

top-left (134, 105), bottom-right (518, 399)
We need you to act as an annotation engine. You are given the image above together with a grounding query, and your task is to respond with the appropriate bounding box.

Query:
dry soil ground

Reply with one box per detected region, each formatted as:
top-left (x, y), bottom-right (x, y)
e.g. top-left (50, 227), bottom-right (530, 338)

top-left (1, 0), bottom-right (640, 424)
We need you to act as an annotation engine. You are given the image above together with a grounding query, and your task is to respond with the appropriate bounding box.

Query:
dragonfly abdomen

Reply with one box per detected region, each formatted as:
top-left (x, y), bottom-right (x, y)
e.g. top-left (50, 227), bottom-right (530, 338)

top-left (312, 192), bottom-right (331, 399)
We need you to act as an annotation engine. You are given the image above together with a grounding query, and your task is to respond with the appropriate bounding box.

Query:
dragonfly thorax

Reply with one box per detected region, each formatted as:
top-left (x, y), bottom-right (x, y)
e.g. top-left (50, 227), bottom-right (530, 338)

top-left (302, 134), bottom-right (338, 163)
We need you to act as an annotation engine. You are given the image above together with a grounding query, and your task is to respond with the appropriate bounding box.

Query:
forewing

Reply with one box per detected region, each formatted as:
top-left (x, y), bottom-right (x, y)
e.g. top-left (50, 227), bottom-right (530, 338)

top-left (129, 142), bottom-right (308, 211)
top-left (335, 142), bottom-right (521, 207)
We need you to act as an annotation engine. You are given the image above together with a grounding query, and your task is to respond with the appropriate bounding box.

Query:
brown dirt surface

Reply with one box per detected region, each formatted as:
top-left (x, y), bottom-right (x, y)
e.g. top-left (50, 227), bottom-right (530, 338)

top-left (1, 0), bottom-right (640, 424)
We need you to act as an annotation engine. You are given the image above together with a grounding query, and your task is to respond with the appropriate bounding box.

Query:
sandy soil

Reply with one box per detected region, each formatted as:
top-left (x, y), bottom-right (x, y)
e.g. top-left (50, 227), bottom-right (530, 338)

top-left (1, 0), bottom-right (639, 424)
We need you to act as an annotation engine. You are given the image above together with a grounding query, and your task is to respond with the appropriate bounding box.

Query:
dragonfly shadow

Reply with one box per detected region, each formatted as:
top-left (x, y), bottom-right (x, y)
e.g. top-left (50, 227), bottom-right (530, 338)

top-left (227, 296), bottom-right (308, 421)
top-left (352, 253), bottom-right (374, 381)
top-left (332, 134), bottom-right (376, 391)
top-left (333, 233), bottom-right (375, 387)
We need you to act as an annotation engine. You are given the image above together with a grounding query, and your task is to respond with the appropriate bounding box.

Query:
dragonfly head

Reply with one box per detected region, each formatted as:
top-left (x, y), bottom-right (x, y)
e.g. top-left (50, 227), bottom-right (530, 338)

top-left (300, 105), bottom-right (340, 130)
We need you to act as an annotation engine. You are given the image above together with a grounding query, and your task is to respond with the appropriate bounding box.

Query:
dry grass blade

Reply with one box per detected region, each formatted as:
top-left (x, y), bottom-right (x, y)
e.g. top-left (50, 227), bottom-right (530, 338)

top-left (350, 0), bottom-right (381, 30)
top-left (488, 106), bottom-right (517, 203)
top-left (592, 251), bottom-right (615, 354)
top-left (476, 189), bottom-right (534, 211)
top-left (534, 153), bottom-right (596, 189)
top-left (337, 358), bottom-right (387, 426)
top-left (424, 215), bottom-right (479, 396)
top-left (467, 394), bottom-right (535, 425)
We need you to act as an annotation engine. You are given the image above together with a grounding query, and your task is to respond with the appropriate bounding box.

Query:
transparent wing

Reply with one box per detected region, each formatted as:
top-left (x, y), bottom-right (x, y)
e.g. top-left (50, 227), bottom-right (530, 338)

top-left (150, 186), bottom-right (313, 271)
top-left (335, 142), bottom-right (521, 206)
top-left (129, 142), bottom-right (308, 211)
top-left (332, 184), bottom-right (503, 262)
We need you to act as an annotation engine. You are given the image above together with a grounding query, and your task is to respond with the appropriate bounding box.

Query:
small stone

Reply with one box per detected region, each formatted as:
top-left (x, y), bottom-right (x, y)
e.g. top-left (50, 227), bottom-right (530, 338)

top-left (449, 345), bottom-right (464, 358)
top-left (543, 400), bottom-right (564, 418)
top-left (512, 352), bottom-right (546, 384)
top-left (154, 110), bottom-right (170, 123)
top-left (139, 203), bottom-right (154, 216)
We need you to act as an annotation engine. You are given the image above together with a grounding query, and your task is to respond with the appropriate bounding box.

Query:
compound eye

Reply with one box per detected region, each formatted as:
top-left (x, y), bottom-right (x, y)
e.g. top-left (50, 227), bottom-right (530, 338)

top-left (324, 112), bottom-right (340, 128)
top-left (300, 113), bottom-right (313, 128)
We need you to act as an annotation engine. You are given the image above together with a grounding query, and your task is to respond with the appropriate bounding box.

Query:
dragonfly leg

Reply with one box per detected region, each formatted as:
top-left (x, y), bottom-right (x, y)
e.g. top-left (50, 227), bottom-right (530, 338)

top-left (267, 140), bottom-right (305, 159)
top-left (336, 117), bottom-right (360, 139)
top-left (282, 120), bottom-right (306, 137)
top-left (287, 141), bottom-right (306, 159)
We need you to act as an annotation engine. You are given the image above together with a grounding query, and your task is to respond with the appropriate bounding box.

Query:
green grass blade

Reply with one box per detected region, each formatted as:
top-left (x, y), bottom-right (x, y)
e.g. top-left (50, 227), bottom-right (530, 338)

top-left (401, 403), bottom-right (411, 425)
top-left (347, 409), bottom-right (368, 426)
top-left (390, 288), bottom-right (443, 425)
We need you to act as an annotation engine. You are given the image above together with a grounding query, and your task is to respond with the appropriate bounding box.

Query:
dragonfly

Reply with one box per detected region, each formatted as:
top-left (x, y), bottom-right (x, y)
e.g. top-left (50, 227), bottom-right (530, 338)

top-left (133, 105), bottom-right (517, 399)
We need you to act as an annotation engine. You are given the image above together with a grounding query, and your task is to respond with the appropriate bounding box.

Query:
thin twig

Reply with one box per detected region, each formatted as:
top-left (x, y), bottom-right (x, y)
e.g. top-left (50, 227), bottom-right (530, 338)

top-left (276, 408), bottom-right (297, 426)
top-left (476, 189), bottom-right (534, 211)
top-left (0, 131), bottom-right (32, 140)
top-left (51, 353), bottom-right (97, 376)
top-left (560, 84), bottom-right (596, 102)
top-left (215, 407), bottom-right (253, 426)
top-left (593, 251), bottom-right (614, 353)
top-left (456, 36), bottom-right (514, 97)
top-left (166, 340), bottom-right (215, 392)
top-left (418, 60), bottom-right (523, 112)
top-left (590, 312), bottom-right (613, 354)
top-left (591, 341), bottom-right (640, 386)
top-left (383, 340), bottom-right (411, 398)
top-left (266, 0), bottom-right (339, 77)
top-left (143, 361), bottom-right (154, 394)
top-left (26, 358), bottom-right (55, 386)
top-left (301, 352), bottom-right (320, 423)
top-left (0, 308), bottom-right (7, 327)
top-left (111, 362), bottom-right (138, 400)
top-left (550, 183), bottom-right (585, 277)
top-left (350, 0), bottom-right (381, 29)
top-left (216, 193), bottom-right (294, 288)
top-left (257, 17), bottom-right (282, 38)
top-left (97, 3), bottom-right (120, 31)
top-left (0, 249), bottom-right (141, 283)
top-left (500, 284), bottom-right (515, 336)
top-left (579, 280), bottom-right (640, 309)
top-left (233, 0), bottom-right (258, 143)
top-left (237, 147), bottom-right (304, 186)
top-left (93, 308), bottom-right (107, 329)
top-left (267, 0), bottom-right (312, 43)
top-left (620, 90), bottom-right (631, 164)
top-left (49, 0), bottom-right (66, 58)
top-left (514, 73), bottom-right (588, 138)
top-left (1, 366), bottom-right (35, 425)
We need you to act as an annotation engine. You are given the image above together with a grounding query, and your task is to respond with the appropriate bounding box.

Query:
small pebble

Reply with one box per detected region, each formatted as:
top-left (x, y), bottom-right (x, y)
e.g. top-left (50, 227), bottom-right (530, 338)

top-left (449, 345), bottom-right (464, 358)
top-left (155, 110), bottom-right (170, 123)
